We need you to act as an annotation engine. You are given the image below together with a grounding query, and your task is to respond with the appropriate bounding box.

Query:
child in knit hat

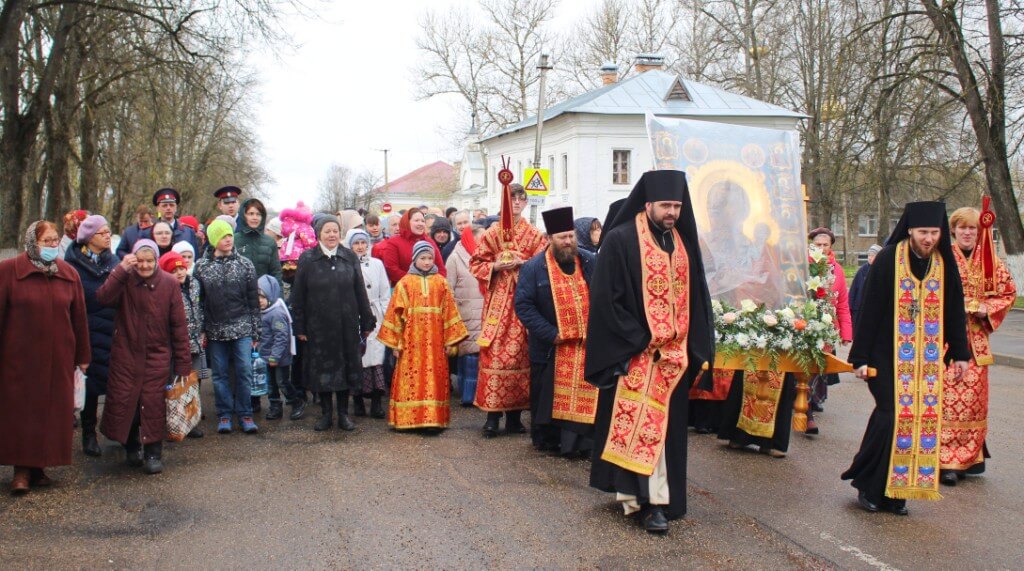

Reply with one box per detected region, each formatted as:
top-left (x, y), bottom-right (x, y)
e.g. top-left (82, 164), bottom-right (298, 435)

top-left (376, 241), bottom-right (467, 431)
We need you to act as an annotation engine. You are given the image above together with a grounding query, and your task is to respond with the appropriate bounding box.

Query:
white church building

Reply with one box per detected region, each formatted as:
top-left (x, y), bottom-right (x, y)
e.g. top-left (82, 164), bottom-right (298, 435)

top-left (454, 57), bottom-right (805, 219)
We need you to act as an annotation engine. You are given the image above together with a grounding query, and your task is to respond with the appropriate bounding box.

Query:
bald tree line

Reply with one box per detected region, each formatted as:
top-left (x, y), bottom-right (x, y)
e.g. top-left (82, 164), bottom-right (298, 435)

top-left (0, 0), bottom-right (290, 248)
top-left (415, 0), bottom-right (1024, 281)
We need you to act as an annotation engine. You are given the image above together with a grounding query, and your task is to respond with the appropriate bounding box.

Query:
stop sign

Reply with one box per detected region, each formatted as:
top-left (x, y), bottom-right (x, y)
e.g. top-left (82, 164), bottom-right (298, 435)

top-left (381, 203), bottom-right (393, 214)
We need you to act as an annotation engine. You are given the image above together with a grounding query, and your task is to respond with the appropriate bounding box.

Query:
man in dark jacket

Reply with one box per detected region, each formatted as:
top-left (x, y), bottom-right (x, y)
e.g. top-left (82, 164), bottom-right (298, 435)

top-left (117, 188), bottom-right (198, 257)
top-left (193, 220), bottom-right (262, 435)
top-left (64, 215), bottom-right (119, 457)
top-left (848, 244), bottom-right (881, 329)
top-left (515, 206), bottom-right (597, 457)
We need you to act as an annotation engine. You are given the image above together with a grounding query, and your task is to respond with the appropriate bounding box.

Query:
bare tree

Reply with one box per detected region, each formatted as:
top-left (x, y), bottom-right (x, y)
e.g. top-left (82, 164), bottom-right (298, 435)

top-left (915, 0), bottom-right (1024, 281)
top-left (314, 164), bottom-right (354, 214)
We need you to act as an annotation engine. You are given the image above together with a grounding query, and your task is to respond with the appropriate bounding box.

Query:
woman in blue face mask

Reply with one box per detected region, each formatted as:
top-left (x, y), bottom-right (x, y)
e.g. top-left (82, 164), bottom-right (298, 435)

top-left (0, 220), bottom-right (91, 495)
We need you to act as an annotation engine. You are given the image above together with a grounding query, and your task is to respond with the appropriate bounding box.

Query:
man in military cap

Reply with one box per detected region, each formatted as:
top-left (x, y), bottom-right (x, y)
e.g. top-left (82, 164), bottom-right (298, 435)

top-left (215, 186), bottom-right (243, 218)
top-left (117, 188), bottom-right (198, 257)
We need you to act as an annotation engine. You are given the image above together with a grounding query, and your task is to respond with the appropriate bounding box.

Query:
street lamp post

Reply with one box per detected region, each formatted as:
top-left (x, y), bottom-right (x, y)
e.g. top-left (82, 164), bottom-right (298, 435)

top-left (530, 52), bottom-right (553, 226)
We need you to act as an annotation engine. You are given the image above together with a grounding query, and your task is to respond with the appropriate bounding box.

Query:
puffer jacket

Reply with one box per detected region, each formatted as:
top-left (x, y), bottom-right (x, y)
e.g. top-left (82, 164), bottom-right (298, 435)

top-left (193, 251), bottom-right (260, 342)
top-left (179, 275), bottom-right (204, 354)
top-left (235, 198), bottom-right (283, 284)
top-left (63, 243), bottom-right (119, 393)
top-left (257, 275), bottom-right (293, 367)
top-left (445, 241), bottom-right (483, 356)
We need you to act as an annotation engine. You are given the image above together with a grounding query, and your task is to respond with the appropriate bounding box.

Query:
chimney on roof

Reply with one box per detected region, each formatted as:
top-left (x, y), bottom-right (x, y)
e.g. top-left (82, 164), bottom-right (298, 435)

top-left (634, 53), bottom-right (665, 73)
top-left (599, 62), bottom-right (619, 86)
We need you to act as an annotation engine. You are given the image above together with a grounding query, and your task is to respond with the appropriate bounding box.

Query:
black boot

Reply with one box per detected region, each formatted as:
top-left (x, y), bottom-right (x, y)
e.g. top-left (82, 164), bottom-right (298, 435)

top-left (940, 471), bottom-right (959, 486)
top-left (143, 442), bottom-right (163, 475)
top-left (251, 396), bottom-right (262, 413)
top-left (505, 410), bottom-right (527, 434)
top-left (337, 392), bottom-right (356, 431)
top-left (125, 443), bottom-right (143, 468)
top-left (289, 399), bottom-right (307, 421)
top-left (370, 391), bottom-right (386, 419)
top-left (82, 432), bottom-right (101, 457)
top-left (482, 412), bottom-right (500, 438)
top-left (352, 395), bottom-right (367, 417)
top-left (265, 401), bottom-right (284, 420)
top-left (314, 393), bottom-right (333, 431)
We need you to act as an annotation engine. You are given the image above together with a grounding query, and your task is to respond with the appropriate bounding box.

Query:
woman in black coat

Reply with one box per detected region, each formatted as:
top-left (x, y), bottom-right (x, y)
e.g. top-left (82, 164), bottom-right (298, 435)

top-left (63, 215), bottom-right (119, 457)
top-left (290, 215), bottom-right (375, 432)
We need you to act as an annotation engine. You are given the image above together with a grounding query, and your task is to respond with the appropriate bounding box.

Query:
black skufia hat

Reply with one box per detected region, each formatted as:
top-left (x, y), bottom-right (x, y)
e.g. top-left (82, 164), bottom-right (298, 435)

top-left (542, 206), bottom-right (575, 235)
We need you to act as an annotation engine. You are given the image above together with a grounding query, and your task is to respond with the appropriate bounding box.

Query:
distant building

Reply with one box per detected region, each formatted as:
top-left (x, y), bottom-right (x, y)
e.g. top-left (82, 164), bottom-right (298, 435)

top-left (376, 161), bottom-right (458, 211)
top-left (475, 57), bottom-right (805, 219)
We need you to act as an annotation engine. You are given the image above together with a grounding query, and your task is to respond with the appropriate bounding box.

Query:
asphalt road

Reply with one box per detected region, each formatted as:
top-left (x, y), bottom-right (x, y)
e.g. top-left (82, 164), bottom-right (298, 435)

top-left (2, 364), bottom-right (1020, 570)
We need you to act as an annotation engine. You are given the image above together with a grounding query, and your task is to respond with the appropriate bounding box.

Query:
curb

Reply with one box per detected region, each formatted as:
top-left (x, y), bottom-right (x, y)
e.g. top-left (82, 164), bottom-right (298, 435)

top-left (994, 353), bottom-right (1024, 369)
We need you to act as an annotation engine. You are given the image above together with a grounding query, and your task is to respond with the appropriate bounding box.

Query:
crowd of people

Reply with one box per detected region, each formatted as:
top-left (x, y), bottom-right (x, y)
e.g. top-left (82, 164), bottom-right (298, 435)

top-left (0, 176), bottom-right (1016, 535)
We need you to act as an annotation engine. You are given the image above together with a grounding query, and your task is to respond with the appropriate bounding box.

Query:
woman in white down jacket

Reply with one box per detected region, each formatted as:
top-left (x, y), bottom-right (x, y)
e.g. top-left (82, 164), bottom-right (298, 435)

top-left (345, 229), bottom-right (391, 418)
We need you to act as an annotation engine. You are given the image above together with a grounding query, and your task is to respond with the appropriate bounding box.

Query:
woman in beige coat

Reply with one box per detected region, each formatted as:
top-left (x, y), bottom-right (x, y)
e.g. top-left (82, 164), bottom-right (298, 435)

top-left (445, 225), bottom-right (485, 405)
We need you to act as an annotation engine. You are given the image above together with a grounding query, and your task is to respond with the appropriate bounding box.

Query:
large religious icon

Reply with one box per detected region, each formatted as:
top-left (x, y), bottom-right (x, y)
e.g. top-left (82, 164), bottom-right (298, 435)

top-left (646, 114), bottom-right (808, 308)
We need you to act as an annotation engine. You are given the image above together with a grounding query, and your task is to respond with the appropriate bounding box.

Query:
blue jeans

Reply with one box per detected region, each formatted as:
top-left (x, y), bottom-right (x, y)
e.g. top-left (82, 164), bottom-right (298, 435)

top-left (208, 337), bottom-right (254, 419)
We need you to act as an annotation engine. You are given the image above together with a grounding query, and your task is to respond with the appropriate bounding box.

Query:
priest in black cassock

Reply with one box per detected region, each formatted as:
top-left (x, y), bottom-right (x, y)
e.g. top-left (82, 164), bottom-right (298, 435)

top-left (842, 201), bottom-right (970, 516)
top-left (585, 170), bottom-right (715, 534)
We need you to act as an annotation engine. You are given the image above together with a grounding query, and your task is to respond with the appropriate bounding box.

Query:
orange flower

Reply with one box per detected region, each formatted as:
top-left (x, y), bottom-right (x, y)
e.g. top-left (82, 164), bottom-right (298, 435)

top-left (793, 319), bottom-right (808, 331)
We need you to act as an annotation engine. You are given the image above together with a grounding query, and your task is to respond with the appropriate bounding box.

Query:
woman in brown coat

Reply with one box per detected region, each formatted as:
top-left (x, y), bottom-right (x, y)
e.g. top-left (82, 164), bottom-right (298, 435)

top-left (0, 221), bottom-right (91, 495)
top-left (97, 239), bottom-right (191, 475)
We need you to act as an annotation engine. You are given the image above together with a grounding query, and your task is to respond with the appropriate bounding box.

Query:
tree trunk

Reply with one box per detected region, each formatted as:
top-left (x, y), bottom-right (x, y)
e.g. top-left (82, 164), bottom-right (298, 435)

top-left (920, 0), bottom-right (1024, 284)
top-left (0, 4), bottom-right (78, 246)
top-left (79, 91), bottom-right (99, 212)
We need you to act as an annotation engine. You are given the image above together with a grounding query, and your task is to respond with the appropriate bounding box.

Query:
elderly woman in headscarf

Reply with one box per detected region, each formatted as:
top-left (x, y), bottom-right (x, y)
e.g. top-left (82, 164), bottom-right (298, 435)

top-left (64, 215), bottom-right (120, 457)
top-left (97, 240), bottom-right (191, 474)
top-left (0, 221), bottom-right (91, 494)
top-left (574, 217), bottom-right (601, 254)
top-left (344, 228), bottom-right (391, 418)
top-left (291, 215), bottom-right (376, 431)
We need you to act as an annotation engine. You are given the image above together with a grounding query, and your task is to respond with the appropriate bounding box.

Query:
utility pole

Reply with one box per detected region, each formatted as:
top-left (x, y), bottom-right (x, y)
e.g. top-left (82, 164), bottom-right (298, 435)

top-left (530, 52), bottom-right (553, 226)
top-left (376, 148), bottom-right (390, 201)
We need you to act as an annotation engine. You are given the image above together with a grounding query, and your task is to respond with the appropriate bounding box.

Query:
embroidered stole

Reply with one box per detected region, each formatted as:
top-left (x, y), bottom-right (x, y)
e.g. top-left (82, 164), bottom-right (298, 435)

top-left (736, 371), bottom-right (785, 438)
top-left (955, 246), bottom-right (996, 366)
top-left (546, 249), bottom-right (597, 424)
top-left (601, 212), bottom-right (690, 476)
top-left (887, 242), bottom-right (944, 501)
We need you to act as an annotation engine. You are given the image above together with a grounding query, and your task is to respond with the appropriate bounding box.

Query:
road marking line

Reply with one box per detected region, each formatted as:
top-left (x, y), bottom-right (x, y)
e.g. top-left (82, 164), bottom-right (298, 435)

top-left (819, 532), bottom-right (901, 571)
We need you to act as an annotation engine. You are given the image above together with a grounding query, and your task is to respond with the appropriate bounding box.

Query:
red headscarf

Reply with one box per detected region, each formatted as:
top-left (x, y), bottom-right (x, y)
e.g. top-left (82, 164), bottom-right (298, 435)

top-left (399, 208), bottom-right (424, 240)
top-left (63, 210), bottom-right (89, 239)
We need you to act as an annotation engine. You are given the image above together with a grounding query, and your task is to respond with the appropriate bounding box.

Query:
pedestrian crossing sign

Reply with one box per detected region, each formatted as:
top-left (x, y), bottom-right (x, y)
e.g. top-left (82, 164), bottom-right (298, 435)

top-left (523, 168), bottom-right (550, 196)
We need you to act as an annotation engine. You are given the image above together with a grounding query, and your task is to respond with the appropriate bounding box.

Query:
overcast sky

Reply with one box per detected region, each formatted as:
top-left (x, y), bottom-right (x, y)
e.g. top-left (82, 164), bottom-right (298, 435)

top-left (248, 0), bottom-right (589, 210)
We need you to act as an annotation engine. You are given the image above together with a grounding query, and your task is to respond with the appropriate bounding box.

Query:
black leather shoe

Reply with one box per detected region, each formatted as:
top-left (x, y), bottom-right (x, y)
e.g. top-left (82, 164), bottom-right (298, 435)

top-left (641, 505), bottom-right (669, 534)
top-left (505, 412), bottom-right (527, 434)
top-left (482, 415), bottom-right (500, 438)
top-left (857, 491), bottom-right (879, 512)
top-left (940, 471), bottom-right (958, 486)
top-left (289, 400), bottom-right (307, 420)
top-left (186, 426), bottom-right (204, 438)
top-left (352, 397), bottom-right (367, 417)
top-left (82, 433), bottom-right (101, 457)
top-left (887, 499), bottom-right (909, 516)
top-left (337, 413), bottom-right (356, 431)
top-left (143, 457), bottom-right (163, 475)
top-left (265, 402), bottom-right (284, 420)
